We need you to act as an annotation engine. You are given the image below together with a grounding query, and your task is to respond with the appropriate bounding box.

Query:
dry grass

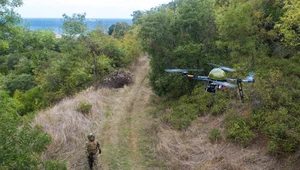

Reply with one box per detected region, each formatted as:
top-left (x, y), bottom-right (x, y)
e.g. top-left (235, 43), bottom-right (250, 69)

top-left (155, 115), bottom-right (284, 170)
top-left (34, 88), bottom-right (111, 169)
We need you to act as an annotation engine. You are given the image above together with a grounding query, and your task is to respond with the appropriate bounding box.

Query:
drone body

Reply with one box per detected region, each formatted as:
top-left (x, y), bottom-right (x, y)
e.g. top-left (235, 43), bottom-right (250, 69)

top-left (165, 64), bottom-right (255, 101)
top-left (208, 68), bottom-right (227, 80)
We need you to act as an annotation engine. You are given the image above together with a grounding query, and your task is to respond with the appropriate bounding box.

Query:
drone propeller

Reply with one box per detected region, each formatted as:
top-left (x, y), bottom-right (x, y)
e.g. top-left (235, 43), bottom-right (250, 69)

top-left (214, 81), bottom-right (237, 88)
top-left (208, 63), bottom-right (236, 72)
top-left (165, 69), bottom-right (188, 73)
top-left (242, 72), bottom-right (255, 83)
top-left (186, 69), bottom-right (204, 72)
top-left (165, 69), bottom-right (204, 74)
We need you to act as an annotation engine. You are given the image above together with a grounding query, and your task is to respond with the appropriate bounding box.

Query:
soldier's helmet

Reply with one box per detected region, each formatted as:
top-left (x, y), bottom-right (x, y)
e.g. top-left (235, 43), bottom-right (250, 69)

top-left (88, 133), bottom-right (95, 139)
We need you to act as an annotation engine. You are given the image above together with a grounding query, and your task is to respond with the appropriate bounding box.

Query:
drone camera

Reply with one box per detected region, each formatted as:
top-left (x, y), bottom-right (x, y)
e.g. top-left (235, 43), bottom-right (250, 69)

top-left (205, 85), bottom-right (216, 93)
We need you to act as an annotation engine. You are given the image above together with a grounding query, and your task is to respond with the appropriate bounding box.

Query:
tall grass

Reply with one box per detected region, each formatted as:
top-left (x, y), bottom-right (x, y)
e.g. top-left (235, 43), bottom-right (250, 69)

top-left (154, 115), bottom-right (283, 169)
top-left (33, 88), bottom-right (109, 169)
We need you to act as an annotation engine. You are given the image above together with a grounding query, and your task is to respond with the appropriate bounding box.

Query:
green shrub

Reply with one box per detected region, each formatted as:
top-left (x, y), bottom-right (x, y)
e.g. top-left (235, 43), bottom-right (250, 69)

top-left (165, 91), bottom-right (211, 130)
top-left (211, 97), bottom-right (230, 116)
top-left (44, 160), bottom-right (67, 170)
top-left (225, 113), bottom-right (255, 147)
top-left (76, 100), bottom-right (92, 114)
top-left (155, 87), bottom-right (211, 130)
top-left (13, 87), bottom-right (46, 115)
top-left (263, 108), bottom-right (300, 154)
top-left (0, 106), bottom-right (52, 169)
top-left (169, 103), bottom-right (199, 130)
top-left (209, 128), bottom-right (222, 143)
top-left (5, 74), bottom-right (37, 95)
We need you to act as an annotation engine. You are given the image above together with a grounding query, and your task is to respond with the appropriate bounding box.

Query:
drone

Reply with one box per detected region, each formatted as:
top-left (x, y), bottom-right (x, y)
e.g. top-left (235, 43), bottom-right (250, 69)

top-left (165, 63), bottom-right (255, 102)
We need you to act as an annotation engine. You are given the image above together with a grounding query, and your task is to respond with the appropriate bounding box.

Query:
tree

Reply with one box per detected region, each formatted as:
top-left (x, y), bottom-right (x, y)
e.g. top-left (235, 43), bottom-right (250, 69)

top-left (0, 0), bottom-right (23, 25)
top-left (112, 22), bottom-right (131, 39)
top-left (275, 0), bottom-right (300, 48)
top-left (61, 13), bottom-right (88, 36)
top-left (108, 24), bottom-right (115, 35)
top-left (138, 0), bottom-right (217, 97)
top-left (0, 90), bottom-right (51, 169)
top-left (131, 10), bottom-right (144, 25)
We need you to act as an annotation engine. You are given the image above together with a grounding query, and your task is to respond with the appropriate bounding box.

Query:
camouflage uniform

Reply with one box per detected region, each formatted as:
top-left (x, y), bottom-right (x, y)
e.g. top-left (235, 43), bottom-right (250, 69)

top-left (85, 133), bottom-right (101, 170)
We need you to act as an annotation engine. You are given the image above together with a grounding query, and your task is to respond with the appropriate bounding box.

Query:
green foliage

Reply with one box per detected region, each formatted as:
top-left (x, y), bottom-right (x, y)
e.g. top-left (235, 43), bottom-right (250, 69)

top-left (0, 0), bottom-right (23, 25)
top-left (120, 27), bottom-right (142, 66)
top-left (131, 10), bottom-right (144, 25)
top-left (4, 74), bottom-right (36, 94)
top-left (210, 90), bottom-right (233, 116)
top-left (0, 40), bottom-right (9, 53)
top-left (108, 24), bottom-right (115, 35)
top-left (225, 113), bottom-right (255, 147)
top-left (85, 29), bottom-right (125, 68)
top-left (76, 100), bottom-right (93, 114)
top-left (0, 91), bottom-right (51, 169)
top-left (0, 90), bottom-right (20, 115)
top-left (13, 57), bottom-right (33, 75)
top-left (44, 160), bottom-right (67, 170)
top-left (112, 22), bottom-right (131, 39)
top-left (139, 0), bottom-right (217, 97)
top-left (163, 88), bottom-right (211, 130)
top-left (251, 108), bottom-right (300, 155)
top-left (61, 13), bottom-right (88, 36)
top-left (209, 128), bottom-right (222, 143)
top-left (275, 0), bottom-right (300, 48)
top-left (13, 87), bottom-right (45, 115)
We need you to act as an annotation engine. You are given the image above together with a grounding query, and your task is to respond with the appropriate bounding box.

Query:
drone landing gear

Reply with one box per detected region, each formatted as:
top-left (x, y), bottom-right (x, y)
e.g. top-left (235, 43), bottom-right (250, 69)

top-left (205, 83), bottom-right (216, 107)
top-left (237, 80), bottom-right (244, 102)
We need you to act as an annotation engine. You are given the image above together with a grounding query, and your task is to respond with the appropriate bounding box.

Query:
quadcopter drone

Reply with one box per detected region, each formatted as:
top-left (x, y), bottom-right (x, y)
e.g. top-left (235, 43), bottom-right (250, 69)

top-left (165, 63), bottom-right (255, 102)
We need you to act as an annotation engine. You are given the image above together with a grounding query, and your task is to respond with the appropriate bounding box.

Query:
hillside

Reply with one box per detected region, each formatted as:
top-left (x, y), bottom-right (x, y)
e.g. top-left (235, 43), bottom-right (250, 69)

top-left (32, 56), bottom-right (297, 170)
top-left (34, 56), bottom-right (157, 169)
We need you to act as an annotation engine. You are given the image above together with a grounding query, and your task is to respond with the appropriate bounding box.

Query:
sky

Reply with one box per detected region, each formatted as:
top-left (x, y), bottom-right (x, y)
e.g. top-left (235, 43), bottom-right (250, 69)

top-left (16, 0), bottom-right (172, 18)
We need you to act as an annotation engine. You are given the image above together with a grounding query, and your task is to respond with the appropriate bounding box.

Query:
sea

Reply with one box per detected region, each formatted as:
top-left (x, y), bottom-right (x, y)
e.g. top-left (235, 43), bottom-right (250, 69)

top-left (22, 18), bottom-right (133, 34)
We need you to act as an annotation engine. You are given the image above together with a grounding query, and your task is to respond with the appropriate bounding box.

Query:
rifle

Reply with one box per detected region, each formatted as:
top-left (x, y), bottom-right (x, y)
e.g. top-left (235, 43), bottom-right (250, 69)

top-left (88, 153), bottom-right (94, 170)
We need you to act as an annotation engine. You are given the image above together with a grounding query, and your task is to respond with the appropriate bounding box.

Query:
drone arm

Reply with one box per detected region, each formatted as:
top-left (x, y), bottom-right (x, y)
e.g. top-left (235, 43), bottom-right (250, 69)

top-left (183, 74), bottom-right (209, 81)
top-left (194, 75), bottom-right (210, 81)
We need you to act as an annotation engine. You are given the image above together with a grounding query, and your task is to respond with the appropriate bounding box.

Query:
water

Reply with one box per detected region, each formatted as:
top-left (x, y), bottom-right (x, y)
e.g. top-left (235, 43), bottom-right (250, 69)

top-left (22, 18), bottom-right (133, 33)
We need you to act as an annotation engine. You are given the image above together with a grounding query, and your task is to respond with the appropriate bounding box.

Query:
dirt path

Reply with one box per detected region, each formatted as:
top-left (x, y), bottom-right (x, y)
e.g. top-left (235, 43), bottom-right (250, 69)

top-left (100, 56), bottom-right (153, 170)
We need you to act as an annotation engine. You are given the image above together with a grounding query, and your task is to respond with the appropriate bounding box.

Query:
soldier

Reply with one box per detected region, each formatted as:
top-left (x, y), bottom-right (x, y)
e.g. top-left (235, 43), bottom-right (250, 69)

top-left (85, 133), bottom-right (101, 170)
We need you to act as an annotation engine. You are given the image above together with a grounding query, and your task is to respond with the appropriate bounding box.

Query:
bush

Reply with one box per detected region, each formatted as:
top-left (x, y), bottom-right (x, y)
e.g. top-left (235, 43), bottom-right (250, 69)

top-left (210, 92), bottom-right (232, 116)
top-left (263, 108), bottom-right (300, 155)
top-left (0, 105), bottom-right (52, 169)
top-left (164, 89), bottom-right (211, 130)
top-left (225, 113), bottom-right (255, 147)
top-left (76, 100), bottom-right (92, 114)
top-left (209, 128), bottom-right (222, 143)
top-left (169, 103), bottom-right (199, 130)
top-left (13, 87), bottom-right (46, 115)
